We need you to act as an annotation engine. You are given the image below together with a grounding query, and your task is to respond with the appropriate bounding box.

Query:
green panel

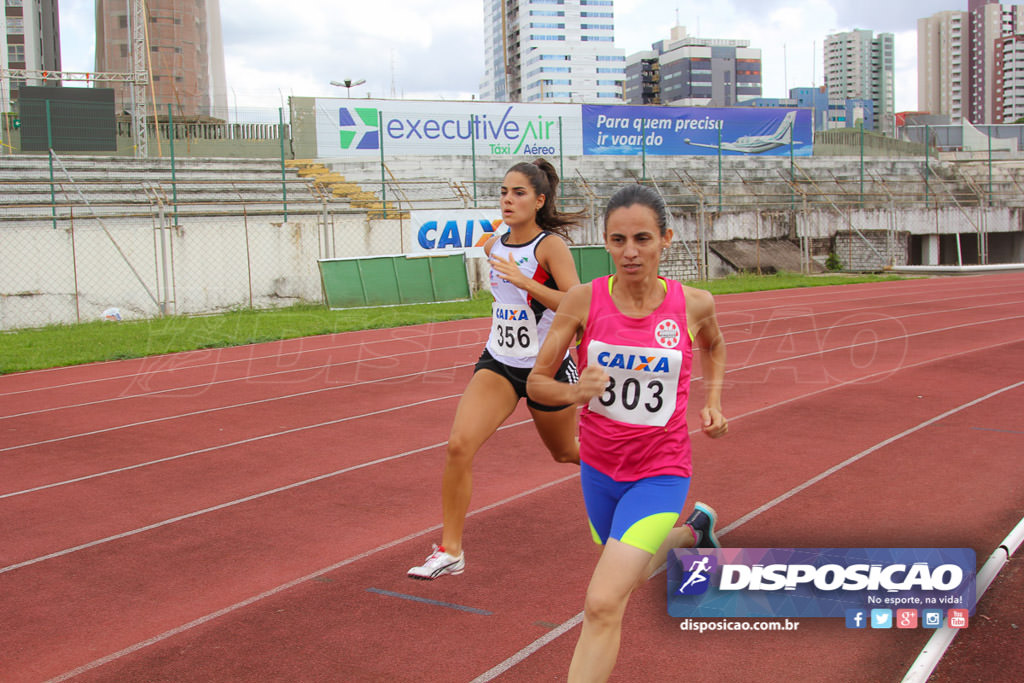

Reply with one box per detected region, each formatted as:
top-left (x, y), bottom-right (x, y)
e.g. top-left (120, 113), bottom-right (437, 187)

top-left (318, 259), bottom-right (366, 308)
top-left (572, 246), bottom-right (614, 283)
top-left (356, 258), bottom-right (403, 306)
top-left (393, 257), bottom-right (435, 304)
top-left (428, 253), bottom-right (471, 302)
top-left (319, 253), bottom-right (470, 309)
top-left (570, 247), bottom-right (583, 274)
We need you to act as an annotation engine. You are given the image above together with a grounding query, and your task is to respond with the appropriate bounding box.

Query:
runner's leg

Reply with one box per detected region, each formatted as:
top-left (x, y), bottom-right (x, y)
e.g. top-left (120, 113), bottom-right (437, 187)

top-left (568, 539), bottom-right (651, 682)
top-left (441, 369), bottom-right (519, 556)
top-left (529, 403), bottom-right (580, 464)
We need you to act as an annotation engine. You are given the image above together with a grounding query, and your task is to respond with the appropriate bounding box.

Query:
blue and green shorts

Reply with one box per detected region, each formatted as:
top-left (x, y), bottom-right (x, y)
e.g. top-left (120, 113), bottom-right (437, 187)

top-left (580, 461), bottom-right (691, 554)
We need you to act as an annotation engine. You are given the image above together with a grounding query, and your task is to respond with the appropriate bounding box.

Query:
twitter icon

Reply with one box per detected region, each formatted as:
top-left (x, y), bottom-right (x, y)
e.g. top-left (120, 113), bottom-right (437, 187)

top-left (871, 609), bottom-right (893, 629)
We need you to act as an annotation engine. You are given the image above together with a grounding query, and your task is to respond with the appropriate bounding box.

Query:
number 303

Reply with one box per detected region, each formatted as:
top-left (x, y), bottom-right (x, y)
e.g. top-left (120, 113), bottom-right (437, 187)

top-left (598, 376), bottom-right (665, 412)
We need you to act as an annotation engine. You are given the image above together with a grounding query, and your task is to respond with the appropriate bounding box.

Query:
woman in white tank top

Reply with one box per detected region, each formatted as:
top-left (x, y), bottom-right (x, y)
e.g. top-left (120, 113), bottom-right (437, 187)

top-left (408, 159), bottom-right (586, 580)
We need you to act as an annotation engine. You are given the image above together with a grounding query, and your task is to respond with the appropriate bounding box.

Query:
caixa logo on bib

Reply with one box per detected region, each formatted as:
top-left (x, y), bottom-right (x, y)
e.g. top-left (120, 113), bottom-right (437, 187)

top-left (666, 548), bottom-right (976, 619)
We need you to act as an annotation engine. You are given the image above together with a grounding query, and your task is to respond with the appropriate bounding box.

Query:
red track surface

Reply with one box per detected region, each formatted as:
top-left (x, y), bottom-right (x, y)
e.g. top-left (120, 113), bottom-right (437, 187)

top-left (2, 273), bottom-right (1022, 682)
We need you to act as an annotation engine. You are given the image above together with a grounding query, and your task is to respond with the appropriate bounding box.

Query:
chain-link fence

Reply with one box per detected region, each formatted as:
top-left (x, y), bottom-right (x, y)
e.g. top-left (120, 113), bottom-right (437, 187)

top-left (0, 151), bottom-right (386, 329)
top-left (4, 150), bottom-right (1023, 330)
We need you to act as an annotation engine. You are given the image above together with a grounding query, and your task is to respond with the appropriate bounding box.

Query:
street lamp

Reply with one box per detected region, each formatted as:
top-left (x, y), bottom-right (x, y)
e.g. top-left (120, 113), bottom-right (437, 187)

top-left (330, 79), bottom-right (366, 97)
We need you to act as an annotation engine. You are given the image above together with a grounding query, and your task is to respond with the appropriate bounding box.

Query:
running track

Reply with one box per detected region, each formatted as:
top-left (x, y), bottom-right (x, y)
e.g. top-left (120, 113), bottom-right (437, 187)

top-left (2, 273), bottom-right (1022, 683)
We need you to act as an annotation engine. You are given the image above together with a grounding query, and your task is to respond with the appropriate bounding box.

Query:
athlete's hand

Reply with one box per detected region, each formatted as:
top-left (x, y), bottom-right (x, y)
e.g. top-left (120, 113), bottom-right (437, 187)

top-left (701, 406), bottom-right (728, 438)
top-left (490, 254), bottom-right (528, 289)
top-left (573, 365), bottom-right (610, 404)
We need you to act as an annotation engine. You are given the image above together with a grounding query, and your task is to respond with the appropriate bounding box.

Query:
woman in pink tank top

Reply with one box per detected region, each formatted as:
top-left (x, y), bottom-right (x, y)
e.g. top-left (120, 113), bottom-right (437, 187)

top-left (528, 184), bottom-right (729, 682)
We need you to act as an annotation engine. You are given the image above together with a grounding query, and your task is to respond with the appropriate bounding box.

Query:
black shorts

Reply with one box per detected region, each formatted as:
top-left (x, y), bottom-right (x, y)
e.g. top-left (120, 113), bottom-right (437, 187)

top-left (474, 348), bottom-right (578, 412)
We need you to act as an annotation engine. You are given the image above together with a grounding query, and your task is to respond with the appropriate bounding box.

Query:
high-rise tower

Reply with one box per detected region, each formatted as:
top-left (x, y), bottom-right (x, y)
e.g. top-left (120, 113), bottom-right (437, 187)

top-left (917, 10), bottom-right (970, 123)
top-left (1, 0), bottom-right (62, 111)
top-left (95, 0), bottom-right (227, 119)
top-left (480, 0), bottom-right (625, 103)
top-left (824, 29), bottom-right (895, 135)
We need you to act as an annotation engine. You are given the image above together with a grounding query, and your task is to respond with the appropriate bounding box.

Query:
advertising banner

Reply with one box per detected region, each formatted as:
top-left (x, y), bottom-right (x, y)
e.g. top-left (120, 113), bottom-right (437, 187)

top-left (582, 105), bottom-right (814, 156)
top-left (315, 99), bottom-right (583, 158)
top-left (667, 548), bottom-right (976, 620)
top-left (409, 209), bottom-right (504, 257)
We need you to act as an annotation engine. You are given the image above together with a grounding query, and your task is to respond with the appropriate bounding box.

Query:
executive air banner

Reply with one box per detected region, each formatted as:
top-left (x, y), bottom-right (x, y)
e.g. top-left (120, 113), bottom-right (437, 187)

top-left (582, 105), bottom-right (814, 156)
top-left (315, 100), bottom-right (582, 157)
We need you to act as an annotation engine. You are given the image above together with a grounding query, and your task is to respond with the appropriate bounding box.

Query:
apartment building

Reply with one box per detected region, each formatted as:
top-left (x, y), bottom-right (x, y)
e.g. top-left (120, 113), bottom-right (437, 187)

top-left (918, 10), bottom-right (969, 123)
top-left (95, 0), bottom-right (227, 119)
top-left (968, 0), bottom-right (1024, 123)
top-left (623, 25), bottom-right (761, 107)
top-left (1, 0), bottom-right (61, 112)
top-left (994, 33), bottom-right (1024, 123)
top-left (919, 2), bottom-right (1024, 124)
top-left (824, 29), bottom-right (895, 136)
top-left (479, 0), bottom-right (626, 103)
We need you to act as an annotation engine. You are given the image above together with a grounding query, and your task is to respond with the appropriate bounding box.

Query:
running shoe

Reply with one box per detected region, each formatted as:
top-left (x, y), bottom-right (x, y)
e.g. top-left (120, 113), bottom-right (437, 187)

top-left (407, 544), bottom-right (465, 580)
top-left (684, 502), bottom-right (720, 549)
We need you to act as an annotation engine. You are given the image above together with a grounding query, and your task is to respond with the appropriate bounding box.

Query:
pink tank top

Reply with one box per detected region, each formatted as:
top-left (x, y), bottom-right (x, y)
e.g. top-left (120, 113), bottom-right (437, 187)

top-left (578, 275), bottom-right (694, 480)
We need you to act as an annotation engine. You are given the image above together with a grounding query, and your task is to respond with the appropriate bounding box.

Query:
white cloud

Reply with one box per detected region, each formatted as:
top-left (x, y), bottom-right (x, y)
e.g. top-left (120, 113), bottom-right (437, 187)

top-left (60, 0), bottom-right (927, 113)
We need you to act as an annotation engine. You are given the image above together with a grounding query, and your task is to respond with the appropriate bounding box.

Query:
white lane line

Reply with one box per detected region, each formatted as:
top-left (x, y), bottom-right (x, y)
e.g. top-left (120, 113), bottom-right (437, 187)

top-left (21, 356), bottom-right (1024, 680)
top-left (0, 393), bottom-right (463, 500)
top-left (43, 473), bottom-right (582, 683)
top-left (5, 310), bottom-right (1022, 454)
top-left (467, 380), bottom-right (1024, 683)
top-left (3, 282), bottom-right (1013, 409)
top-left (0, 340), bottom-right (481, 420)
top-left (27, 359), bottom-right (1024, 680)
top-left (901, 514), bottom-right (1024, 683)
top-left (1, 316), bottom-right (485, 393)
top-left (0, 364), bottom-right (474, 453)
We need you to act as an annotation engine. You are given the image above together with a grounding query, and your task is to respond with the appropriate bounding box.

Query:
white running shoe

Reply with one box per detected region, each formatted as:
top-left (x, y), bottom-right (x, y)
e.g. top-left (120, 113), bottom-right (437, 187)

top-left (407, 544), bottom-right (465, 580)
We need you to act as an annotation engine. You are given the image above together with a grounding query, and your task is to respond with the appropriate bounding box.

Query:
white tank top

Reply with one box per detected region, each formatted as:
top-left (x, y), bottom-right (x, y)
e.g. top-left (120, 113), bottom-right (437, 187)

top-left (485, 231), bottom-right (564, 369)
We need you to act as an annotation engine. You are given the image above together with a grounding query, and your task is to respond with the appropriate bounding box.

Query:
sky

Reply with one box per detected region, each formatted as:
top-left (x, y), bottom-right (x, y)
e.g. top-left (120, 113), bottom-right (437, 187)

top-left (55, 0), bottom-right (999, 119)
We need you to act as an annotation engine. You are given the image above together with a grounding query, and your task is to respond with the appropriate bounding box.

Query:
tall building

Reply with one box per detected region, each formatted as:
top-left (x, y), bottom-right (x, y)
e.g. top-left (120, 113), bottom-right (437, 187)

top-left (1, 0), bottom-right (62, 112)
top-left (968, 0), bottom-right (1024, 123)
top-left (623, 26), bottom-right (761, 106)
top-left (824, 29), bottom-right (895, 135)
top-left (480, 0), bottom-right (625, 103)
top-left (919, 2), bottom-right (1024, 125)
top-left (994, 33), bottom-right (1024, 123)
top-left (917, 10), bottom-right (970, 123)
top-left (95, 0), bottom-right (228, 119)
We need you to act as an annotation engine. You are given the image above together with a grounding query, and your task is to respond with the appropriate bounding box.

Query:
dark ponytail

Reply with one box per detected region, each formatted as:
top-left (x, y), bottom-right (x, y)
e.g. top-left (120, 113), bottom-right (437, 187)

top-left (505, 158), bottom-right (586, 241)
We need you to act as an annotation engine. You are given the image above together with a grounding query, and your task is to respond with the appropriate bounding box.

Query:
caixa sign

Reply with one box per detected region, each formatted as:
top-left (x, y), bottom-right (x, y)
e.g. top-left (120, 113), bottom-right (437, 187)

top-left (410, 210), bottom-right (503, 256)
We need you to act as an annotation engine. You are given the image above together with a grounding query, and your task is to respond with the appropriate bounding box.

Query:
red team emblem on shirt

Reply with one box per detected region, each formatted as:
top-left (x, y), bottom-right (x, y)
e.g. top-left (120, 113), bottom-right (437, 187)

top-left (655, 319), bottom-right (682, 349)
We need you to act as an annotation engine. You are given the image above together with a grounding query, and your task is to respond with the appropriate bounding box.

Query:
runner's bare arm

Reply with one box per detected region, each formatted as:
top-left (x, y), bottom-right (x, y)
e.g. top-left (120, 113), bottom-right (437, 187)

top-left (685, 286), bottom-right (728, 438)
top-left (527, 285), bottom-right (605, 406)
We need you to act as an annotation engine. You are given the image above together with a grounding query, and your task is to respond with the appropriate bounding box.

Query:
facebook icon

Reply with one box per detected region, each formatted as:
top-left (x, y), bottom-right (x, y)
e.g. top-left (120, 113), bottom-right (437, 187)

top-left (845, 609), bottom-right (867, 629)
